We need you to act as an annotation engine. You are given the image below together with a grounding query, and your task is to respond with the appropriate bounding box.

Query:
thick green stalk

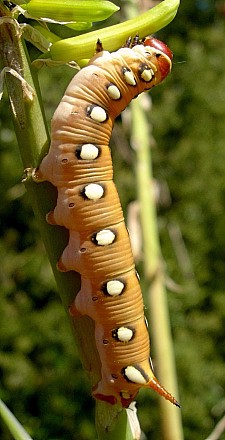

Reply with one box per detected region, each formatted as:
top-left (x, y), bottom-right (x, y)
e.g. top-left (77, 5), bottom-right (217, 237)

top-left (0, 1), bottom-right (100, 383)
top-left (130, 96), bottom-right (184, 440)
top-left (95, 402), bottom-right (135, 440)
top-left (0, 4), bottom-right (134, 439)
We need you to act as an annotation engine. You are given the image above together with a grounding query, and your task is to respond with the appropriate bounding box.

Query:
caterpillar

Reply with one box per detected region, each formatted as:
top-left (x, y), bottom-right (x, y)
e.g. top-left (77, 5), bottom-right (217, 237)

top-left (34, 36), bottom-right (180, 408)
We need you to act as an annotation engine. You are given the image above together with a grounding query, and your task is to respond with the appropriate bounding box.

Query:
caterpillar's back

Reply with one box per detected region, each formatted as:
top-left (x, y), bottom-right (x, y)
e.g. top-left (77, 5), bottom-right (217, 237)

top-left (35, 37), bottom-right (180, 408)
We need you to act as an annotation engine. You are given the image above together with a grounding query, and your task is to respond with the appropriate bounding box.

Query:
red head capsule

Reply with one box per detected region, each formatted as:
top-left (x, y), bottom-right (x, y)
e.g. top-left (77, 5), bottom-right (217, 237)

top-left (144, 36), bottom-right (173, 80)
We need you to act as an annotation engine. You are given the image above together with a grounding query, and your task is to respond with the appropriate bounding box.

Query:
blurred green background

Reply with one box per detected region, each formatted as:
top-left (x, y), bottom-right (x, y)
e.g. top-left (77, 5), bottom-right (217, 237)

top-left (0, 0), bottom-right (225, 438)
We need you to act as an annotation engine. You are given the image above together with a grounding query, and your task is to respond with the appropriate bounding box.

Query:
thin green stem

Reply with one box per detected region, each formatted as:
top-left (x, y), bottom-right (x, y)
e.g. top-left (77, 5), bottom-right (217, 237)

top-left (131, 95), bottom-right (184, 440)
top-left (0, 398), bottom-right (33, 440)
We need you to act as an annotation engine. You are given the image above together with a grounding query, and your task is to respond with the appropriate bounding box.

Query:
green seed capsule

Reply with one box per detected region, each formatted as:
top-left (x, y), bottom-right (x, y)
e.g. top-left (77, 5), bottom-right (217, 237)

top-left (20, 0), bottom-right (119, 22)
top-left (49, 0), bottom-right (180, 63)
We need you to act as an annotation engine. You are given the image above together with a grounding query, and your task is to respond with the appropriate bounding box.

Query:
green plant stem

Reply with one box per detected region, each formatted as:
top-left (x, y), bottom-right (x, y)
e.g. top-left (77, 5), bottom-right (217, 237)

top-left (0, 398), bottom-right (33, 440)
top-left (95, 402), bottom-right (135, 440)
top-left (0, 399), bottom-right (32, 440)
top-left (0, 5), bottom-right (134, 439)
top-left (130, 95), bottom-right (184, 440)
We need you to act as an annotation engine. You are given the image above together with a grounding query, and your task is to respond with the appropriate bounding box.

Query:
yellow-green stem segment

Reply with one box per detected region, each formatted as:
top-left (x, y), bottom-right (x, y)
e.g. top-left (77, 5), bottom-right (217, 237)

top-left (131, 95), bottom-right (184, 440)
top-left (0, 398), bottom-right (33, 440)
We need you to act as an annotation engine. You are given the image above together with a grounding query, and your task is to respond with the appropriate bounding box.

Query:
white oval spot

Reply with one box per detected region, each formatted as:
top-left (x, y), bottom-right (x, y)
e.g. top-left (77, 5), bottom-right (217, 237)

top-left (141, 68), bottom-right (154, 82)
top-left (116, 327), bottom-right (133, 342)
top-left (80, 144), bottom-right (99, 160)
top-left (107, 84), bottom-right (121, 100)
top-left (106, 280), bottom-right (124, 296)
top-left (123, 69), bottom-right (136, 86)
top-left (84, 183), bottom-right (104, 200)
top-left (95, 229), bottom-right (115, 246)
top-left (124, 366), bottom-right (147, 385)
top-left (88, 105), bottom-right (107, 122)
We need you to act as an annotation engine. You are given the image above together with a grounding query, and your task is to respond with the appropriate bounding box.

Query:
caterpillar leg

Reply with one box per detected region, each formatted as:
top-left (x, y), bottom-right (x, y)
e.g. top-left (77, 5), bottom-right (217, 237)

top-left (22, 167), bottom-right (45, 183)
top-left (69, 278), bottom-right (95, 318)
top-left (57, 231), bottom-right (82, 272)
top-left (123, 34), bottom-right (139, 48)
top-left (95, 38), bottom-right (103, 53)
top-left (31, 167), bottom-right (46, 182)
top-left (69, 278), bottom-right (93, 318)
top-left (69, 300), bottom-right (81, 318)
top-left (46, 210), bottom-right (57, 225)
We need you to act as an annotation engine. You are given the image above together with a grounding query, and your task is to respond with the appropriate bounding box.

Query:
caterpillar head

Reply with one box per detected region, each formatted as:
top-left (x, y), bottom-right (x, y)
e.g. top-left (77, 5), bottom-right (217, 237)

top-left (143, 36), bottom-right (173, 80)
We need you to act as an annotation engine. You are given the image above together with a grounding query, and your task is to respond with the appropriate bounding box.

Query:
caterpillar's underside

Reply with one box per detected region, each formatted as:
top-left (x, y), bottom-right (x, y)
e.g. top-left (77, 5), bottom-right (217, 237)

top-left (34, 36), bottom-right (180, 408)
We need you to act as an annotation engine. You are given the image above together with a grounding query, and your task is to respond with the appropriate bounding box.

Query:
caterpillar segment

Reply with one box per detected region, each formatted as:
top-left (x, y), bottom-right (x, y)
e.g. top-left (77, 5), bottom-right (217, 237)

top-left (35, 36), bottom-right (180, 408)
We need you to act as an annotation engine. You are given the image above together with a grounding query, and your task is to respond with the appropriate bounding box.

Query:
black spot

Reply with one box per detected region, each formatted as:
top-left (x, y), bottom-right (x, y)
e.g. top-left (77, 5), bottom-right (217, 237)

top-left (111, 374), bottom-right (118, 379)
top-left (106, 82), bottom-right (115, 89)
top-left (121, 367), bottom-right (129, 381)
top-left (103, 339), bottom-right (109, 345)
top-left (86, 104), bottom-right (94, 117)
top-left (122, 66), bottom-right (131, 74)
top-left (139, 63), bottom-right (148, 72)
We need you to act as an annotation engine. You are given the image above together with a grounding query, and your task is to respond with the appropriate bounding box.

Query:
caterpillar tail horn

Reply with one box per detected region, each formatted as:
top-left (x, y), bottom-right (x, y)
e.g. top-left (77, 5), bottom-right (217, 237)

top-left (148, 377), bottom-right (180, 408)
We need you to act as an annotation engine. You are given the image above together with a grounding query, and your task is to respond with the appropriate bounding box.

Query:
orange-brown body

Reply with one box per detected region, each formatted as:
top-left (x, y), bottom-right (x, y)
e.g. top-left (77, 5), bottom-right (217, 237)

top-left (35, 38), bottom-right (179, 407)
